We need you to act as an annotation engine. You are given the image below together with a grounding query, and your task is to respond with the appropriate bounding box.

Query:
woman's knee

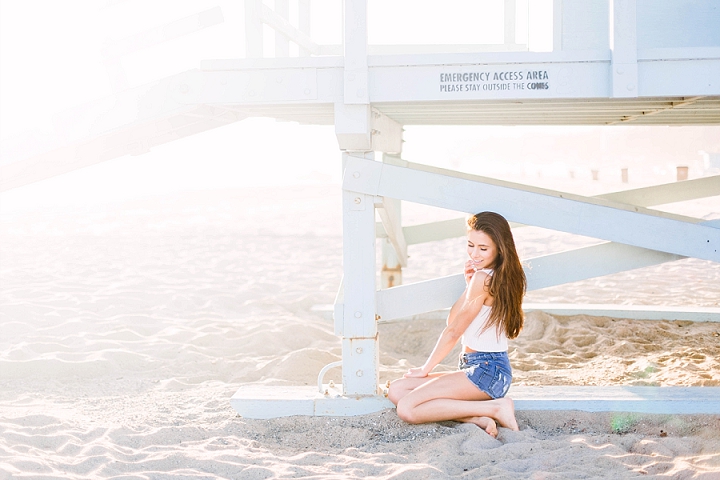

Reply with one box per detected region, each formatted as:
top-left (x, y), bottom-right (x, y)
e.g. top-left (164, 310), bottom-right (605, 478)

top-left (388, 378), bottom-right (412, 405)
top-left (387, 381), bottom-right (405, 405)
top-left (395, 399), bottom-right (421, 424)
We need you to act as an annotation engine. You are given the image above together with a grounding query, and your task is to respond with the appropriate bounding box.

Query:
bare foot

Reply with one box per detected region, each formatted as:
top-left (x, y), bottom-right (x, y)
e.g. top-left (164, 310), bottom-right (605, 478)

top-left (493, 397), bottom-right (519, 431)
top-left (456, 416), bottom-right (498, 437)
top-left (474, 416), bottom-right (498, 437)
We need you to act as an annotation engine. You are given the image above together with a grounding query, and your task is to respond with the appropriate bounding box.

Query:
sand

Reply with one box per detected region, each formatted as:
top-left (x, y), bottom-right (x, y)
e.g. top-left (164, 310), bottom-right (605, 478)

top-left (1, 182), bottom-right (719, 479)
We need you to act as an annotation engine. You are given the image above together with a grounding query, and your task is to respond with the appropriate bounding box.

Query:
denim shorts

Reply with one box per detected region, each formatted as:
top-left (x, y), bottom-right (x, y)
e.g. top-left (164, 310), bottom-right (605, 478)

top-left (458, 351), bottom-right (512, 399)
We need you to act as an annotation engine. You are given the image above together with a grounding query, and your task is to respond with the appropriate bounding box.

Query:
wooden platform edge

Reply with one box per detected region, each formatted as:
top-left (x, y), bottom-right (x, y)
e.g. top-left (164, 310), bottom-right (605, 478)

top-left (511, 386), bottom-right (720, 414)
top-left (231, 385), bottom-right (720, 418)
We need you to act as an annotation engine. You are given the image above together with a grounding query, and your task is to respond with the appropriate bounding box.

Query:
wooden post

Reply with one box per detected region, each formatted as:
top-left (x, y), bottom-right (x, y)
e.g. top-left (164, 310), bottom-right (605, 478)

top-left (610, 0), bottom-right (638, 98)
top-left (380, 153), bottom-right (407, 289)
top-left (341, 152), bottom-right (379, 396)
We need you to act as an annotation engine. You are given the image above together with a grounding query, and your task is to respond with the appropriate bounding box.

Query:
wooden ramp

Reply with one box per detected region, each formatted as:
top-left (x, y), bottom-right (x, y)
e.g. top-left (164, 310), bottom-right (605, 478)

top-left (231, 385), bottom-right (720, 418)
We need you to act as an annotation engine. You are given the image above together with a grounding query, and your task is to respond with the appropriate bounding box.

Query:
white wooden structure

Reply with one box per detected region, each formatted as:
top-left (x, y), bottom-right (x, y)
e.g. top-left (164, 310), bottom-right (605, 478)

top-left (2, 1), bottom-right (719, 417)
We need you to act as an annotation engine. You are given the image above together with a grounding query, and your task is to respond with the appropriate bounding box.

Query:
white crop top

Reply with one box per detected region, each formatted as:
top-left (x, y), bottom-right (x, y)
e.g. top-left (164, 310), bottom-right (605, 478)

top-left (461, 269), bottom-right (508, 352)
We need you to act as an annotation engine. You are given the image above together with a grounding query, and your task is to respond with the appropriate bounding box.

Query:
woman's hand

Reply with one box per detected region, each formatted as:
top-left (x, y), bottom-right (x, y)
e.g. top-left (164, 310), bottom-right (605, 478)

top-left (464, 259), bottom-right (476, 284)
top-left (403, 366), bottom-right (429, 378)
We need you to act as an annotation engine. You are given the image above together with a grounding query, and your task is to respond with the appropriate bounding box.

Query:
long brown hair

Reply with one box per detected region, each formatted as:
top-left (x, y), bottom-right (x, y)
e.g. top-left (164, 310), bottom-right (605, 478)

top-left (467, 212), bottom-right (526, 339)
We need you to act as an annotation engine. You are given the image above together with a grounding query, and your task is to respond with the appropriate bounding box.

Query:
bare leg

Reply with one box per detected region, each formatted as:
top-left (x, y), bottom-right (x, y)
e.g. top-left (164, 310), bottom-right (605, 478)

top-left (388, 373), bottom-right (446, 405)
top-left (396, 371), bottom-right (519, 431)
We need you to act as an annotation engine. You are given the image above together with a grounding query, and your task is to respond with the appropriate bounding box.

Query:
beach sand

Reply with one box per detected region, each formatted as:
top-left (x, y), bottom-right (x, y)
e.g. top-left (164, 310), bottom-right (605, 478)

top-left (1, 182), bottom-right (719, 479)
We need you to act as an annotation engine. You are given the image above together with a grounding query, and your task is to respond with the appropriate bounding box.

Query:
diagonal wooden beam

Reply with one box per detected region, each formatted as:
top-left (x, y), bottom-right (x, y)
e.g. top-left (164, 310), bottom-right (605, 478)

top-left (597, 174), bottom-right (720, 206)
top-left (376, 175), bottom-right (720, 245)
top-left (375, 196), bottom-right (408, 267)
top-left (376, 241), bottom-right (687, 322)
top-left (343, 157), bottom-right (720, 262)
top-left (524, 242), bottom-right (684, 290)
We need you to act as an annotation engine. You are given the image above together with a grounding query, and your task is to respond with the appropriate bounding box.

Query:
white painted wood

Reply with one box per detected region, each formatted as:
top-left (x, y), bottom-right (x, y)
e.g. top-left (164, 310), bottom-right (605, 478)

top-left (370, 109), bottom-right (403, 155)
top-left (525, 242), bottom-right (684, 291)
top-left (244, 0), bottom-right (264, 58)
top-left (638, 46), bottom-right (720, 61)
top-left (638, 60), bottom-right (720, 97)
top-left (335, 103), bottom-right (372, 151)
top-left (230, 385), bottom-right (394, 419)
top-left (377, 242), bottom-right (683, 322)
top-left (610, 0), bottom-right (639, 97)
top-left (511, 386), bottom-right (720, 414)
top-left (341, 152), bottom-right (379, 396)
top-left (341, 175), bottom-right (377, 339)
top-left (343, 0), bottom-right (369, 105)
top-left (378, 175), bottom-right (719, 246)
top-left (342, 157), bottom-right (720, 262)
top-left (401, 218), bottom-right (468, 245)
top-left (376, 274), bottom-right (465, 322)
top-left (260, 2), bottom-right (320, 56)
top-left (342, 337), bottom-right (379, 396)
top-left (369, 60), bottom-right (611, 102)
top-left (560, 0), bottom-right (608, 51)
top-left (379, 155), bottom-right (405, 288)
top-left (637, 0), bottom-right (720, 49)
top-left (552, 0), bottom-right (563, 52)
top-left (230, 385), bottom-right (720, 418)
top-left (375, 197), bottom-right (407, 268)
top-left (596, 175), bottom-right (720, 206)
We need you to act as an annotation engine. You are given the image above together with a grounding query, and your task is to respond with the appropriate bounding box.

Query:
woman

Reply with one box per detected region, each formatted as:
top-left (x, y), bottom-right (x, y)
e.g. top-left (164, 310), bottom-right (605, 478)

top-left (387, 211), bottom-right (526, 436)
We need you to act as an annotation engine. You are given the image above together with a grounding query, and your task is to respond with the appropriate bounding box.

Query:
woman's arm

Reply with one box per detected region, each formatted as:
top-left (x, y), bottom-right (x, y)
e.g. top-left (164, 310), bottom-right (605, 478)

top-left (404, 272), bottom-right (490, 377)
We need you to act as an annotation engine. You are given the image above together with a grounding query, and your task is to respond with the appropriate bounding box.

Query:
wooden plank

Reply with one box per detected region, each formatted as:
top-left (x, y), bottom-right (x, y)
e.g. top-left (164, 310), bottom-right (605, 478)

top-left (610, 0), bottom-right (638, 98)
top-left (230, 385), bottom-right (394, 419)
top-left (375, 240), bottom-right (704, 322)
top-left (525, 242), bottom-right (684, 290)
top-left (230, 385), bottom-right (720, 418)
top-left (375, 196), bottom-right (408, 267)
top-left (376, 176), bottom-right (718, 246)
top-left (343, 157), bottom-right (720, 262)
top-left (344, 0), bottom-right (369, 105)
top-left (376, 274), bottom-right (465, 322)
top-left (598, 175), bottom-right (720, 207)
top-left (511, 386), bottom-right (720, 414)
top-left (341, 152), bottom-right (379, 396)
top-left (260, 2), bottom-right (320, 56)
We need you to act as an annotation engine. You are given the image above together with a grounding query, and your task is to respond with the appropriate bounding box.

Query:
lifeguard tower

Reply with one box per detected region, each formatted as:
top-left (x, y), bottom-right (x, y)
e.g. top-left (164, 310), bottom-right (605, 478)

top-left (2, 0), bottom-right (719, 416)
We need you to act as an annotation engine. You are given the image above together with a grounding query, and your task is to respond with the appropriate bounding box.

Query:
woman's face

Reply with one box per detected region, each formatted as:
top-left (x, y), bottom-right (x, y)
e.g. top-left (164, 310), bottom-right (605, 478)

top-left (467, 229), bottom-right (498, 270)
